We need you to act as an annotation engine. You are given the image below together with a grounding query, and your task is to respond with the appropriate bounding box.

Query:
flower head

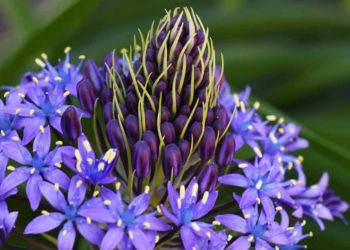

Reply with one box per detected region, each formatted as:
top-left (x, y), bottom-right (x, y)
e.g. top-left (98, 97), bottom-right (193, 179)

top-left (24, 178), bottom-right (104, 250)
top-left (62, 134), bottom-right (119, 185)
top-left (0, 126), bottom-right (69, 210)
top-left (79, 185), bottom-right (171, 250)
top-left (216, 203), bottom-right (291, 250)
top-left (160, 179), bottom-right (223, 249)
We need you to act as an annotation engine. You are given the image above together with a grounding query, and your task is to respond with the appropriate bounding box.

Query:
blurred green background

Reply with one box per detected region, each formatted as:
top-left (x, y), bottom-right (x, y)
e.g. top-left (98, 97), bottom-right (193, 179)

top-left (0, 0), bottom-right (349, 249)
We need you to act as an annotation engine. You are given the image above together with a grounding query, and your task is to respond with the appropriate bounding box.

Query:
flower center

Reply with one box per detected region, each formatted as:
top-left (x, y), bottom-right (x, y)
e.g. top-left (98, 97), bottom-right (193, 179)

top-left (41, 99), bottom-right (55, 116)
top-left (180, 208), bottom-right (194, 225)
top-left (251, 224), bottom-right (266, 238)
top-left (0, 115), bottom-right (11, 131)
top-left (32, 153), bottom-right (45, 171)
top-left (64, 205), bottom-right (78, 221)
top-left (120, 210), bottom-right (135, 226)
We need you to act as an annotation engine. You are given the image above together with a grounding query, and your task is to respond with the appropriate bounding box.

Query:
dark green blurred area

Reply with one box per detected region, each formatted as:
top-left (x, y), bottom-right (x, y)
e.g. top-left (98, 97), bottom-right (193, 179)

top-left (0, 0), bottom-right (349, 249)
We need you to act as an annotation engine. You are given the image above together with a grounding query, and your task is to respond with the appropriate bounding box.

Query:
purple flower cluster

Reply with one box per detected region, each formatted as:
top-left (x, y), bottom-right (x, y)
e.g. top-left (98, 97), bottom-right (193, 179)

top-left (0, 7), bottom-right (347, 250)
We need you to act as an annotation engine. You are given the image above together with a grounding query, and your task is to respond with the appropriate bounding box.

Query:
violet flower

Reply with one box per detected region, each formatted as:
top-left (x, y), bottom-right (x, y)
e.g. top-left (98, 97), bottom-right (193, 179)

top-left (62, 134), bottom-right (119, 185)
top-left (160, 179), bottom-right (224, 250)
top-left (0, 126), bottom-right (70, 210)
top-left (219, 156), bottom-right (294, 220)
top-left (215, 203), bottom-right (290, 250)
top-left (24, 178), bottom-right (104, 250)
top-left (79, 185), bottom-right (171, 250)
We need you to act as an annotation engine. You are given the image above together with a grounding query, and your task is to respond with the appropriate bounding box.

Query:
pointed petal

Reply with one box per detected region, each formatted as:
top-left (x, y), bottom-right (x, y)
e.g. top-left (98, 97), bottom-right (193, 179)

top-left (39, 181), bottom-right (67, 211)
top-left (100, 227), bottom-right (124, 250)
top-left (33, 126), bottom-right (51, 157)
top-left (68, 175), bottom-right (87, 206)
top-left (1, 142), bottom-right (31, 165)
top-left (215, 214), bottom-right (249, 233)
top-left (219, 174), bottom-right (250, 188)
top-left (180, 225), bottom-right (197, 250)
top-left (0, 168), bottom-right (29, 196)
top-left (58, 222), bottom-right (76, 250)
top-left (26, 174), bottom-right (43, 211)
top-left (240, 188), bottom-right (258, 208)
top-left (128, 193), bottom-right (150, 216)
top-left (23, 117), bottom-right (46, 144)
top-left (129, 228), bottom-right (151, 250)
top-left (76, 221), bottom-right (104, 246)
top-left (193, 191), bottom-right (218, 220)
top-left (24, 213), bottom-right (65, 234)
top-left (42, 167), bottom-right (70, 190)
top-left (227, 236), bottom-right (251, 250)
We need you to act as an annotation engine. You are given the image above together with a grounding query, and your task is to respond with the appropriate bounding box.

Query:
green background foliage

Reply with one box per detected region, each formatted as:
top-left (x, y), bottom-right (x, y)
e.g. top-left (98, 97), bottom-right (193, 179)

top-left (0, 0), bottom-right (349, 249)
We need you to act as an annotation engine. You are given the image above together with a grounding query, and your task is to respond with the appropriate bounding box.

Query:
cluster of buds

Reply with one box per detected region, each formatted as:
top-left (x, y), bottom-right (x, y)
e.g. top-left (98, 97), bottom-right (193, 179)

top-left (0, 7), bottom-right (347, 250)
top-left (72, 8), bottom-right (236, 200)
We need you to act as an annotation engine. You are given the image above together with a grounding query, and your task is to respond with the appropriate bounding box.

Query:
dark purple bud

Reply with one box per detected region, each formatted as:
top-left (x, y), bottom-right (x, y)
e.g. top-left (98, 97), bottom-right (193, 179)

top-left (216, 133), bottom-right (235, 167)
top-left (198, 126), bottom-right (216, 161)
top-left (177, 139), bottom-right (190, 162)
top-left (118, 103), bottom-right (128, 117)
top-left (103, 51), bottom-right (121, 76)
top-left (198, 162), bottom-right (219, 194)
top-left (126, 91), bottom-right (138, 114)
top-left (179, 105), bottom-right (191, 116)
top-left (151, 95), bottom-right (159, 109)
top-left (146, 48), bottom-right (156, 61)
top-left (83, 59), bottom-right (104, 92)
top-left (146, 61), bottom-right (157, 76)
top-left (213, 120), bottom-right (225, 136)
top-left (196, 88), bottom-right (207, 103)
top-left (100, 87), bottom-right (113, 107)
top-left (165, 92), bottom-right (181, 113)
top-left (174, 115), bottom-right (188, 135)
top-left (194, 107), bottom-right (204, 122)
top-left (132, 140), bottom-right (151, 178)
top-left (162, 144), bottom-right (182, 178)
top-left (77, 79), bottom-right (97, 113)
top-left (206, 109), bottom-right (214, 125)
top-left (182, 85), bottom-right (191, 104)
top-left (142, 130), bottom-right (159, 163)
top-left (161, 122), bottom-right (176, 144)
top-left (103, 102), bottom-right (114, 123)
top-left (125, 114), bottom-right (139, 142)
top-left (134, 60), bottom-right (142, 73)
top-left (214, 104), bottom-right (229, 126)
top-left (157, 31), bottom-right (167, 46)
top-left (188, 122), bottom-right (202, 142)
top-left (196, 29), bottom-right (205, 46)
top-left (161, 106), bottom-right (171, 122)
top-left (61, 107), bottom-right (82, 141)
top-left (106, 119), bottom-right (125, 151)
top-left (145, 109), bottom-right (156, 130)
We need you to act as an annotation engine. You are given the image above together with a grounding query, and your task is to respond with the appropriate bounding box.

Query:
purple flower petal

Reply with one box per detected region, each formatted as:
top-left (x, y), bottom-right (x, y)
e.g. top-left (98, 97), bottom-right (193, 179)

top-left (0, 167), bottom-right (29, 196)
top-left (180, 225), bottom-right (197, 250)
top-left (100, 226), bottom-right (124, 250)
top-left (1, 142), bottom-right (32, 165)
top-left (42, 167), bottom-right (70, 190)
top-left (0, 154), bottom-right (8, 182)
top-left (240, 188), bottom-right (258, 208)
top-left (167, 181), bottom-right (179, 214)
top-left (58, 222), bottom-right (76, 250)
top-left (219, 174), bottom-right (250, 188)
top-left (39, 181), bottom-right (67, 211)
top-left (24, 213), bottom-right (65, 234)
top-left (49, 116), bottom-right (63, 133)
top-left (129, 228), bottom-right (151, 250)
top-left (26, 174), bottom-right (43, 211)
top-left (215, 214), bottom-right (249, 233)
top-left (33, 126), bottom-right (51, 157)
top-left (78, 198), bottom-right (116, 223)
top-left (227, 236), bottom-right (251, 250)
top-left (22, 117), bottom-right (46, 144)
top-left (68, 175), bottom-right (87, 206)
top-left (128, 193), bottom-right (150, 216)
top-left (260, 194), bottom-right (275, 221)
top-left (76, 220), bottom-right (104, 246)
top-left (193, 191), bottom-right (218, 220)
